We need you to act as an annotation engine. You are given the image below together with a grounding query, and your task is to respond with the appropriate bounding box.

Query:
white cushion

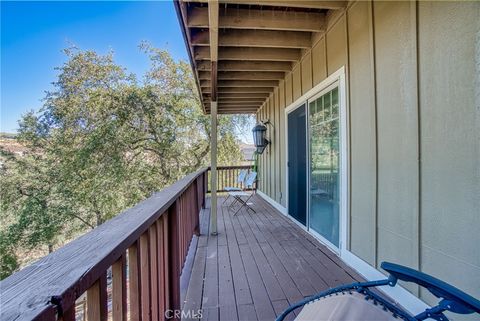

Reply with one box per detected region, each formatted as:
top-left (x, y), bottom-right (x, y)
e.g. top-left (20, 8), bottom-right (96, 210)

top-left (295, 292), bottom-right (398, 321)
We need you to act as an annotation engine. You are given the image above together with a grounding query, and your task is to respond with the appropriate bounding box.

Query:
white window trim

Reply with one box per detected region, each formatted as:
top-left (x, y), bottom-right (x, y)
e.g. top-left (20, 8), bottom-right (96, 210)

top-left (284, 67), bottom-right (348, 254)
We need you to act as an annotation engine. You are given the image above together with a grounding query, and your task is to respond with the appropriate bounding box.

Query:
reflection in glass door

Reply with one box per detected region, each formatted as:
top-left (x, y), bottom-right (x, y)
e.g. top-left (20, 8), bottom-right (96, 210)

top-left (308, 87), bottom-right (340, 247)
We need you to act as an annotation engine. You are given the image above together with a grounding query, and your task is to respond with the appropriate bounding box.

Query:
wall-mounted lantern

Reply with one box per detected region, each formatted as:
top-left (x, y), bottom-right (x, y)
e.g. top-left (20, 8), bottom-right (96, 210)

top-left (252, 120), bottom-right (272, 154)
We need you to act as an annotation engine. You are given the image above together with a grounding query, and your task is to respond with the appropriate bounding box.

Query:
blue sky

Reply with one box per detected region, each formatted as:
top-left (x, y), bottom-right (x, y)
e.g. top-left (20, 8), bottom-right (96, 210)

top-left (1, 1), bottom-right (188, 133)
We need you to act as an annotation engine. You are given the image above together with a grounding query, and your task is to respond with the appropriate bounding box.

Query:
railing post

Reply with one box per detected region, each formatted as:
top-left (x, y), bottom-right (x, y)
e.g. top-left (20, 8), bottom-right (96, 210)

top-left (194, 178), bottom-right (200, 236)
top-left (128, 243), bottom-right (141, 321)
top-left (87, 273), bottom-right (108, 321)
top-left (139, 233), bottom-right (151, 321)
top-left (202, 171), bottom-right (207, 209)
top-left (168, 201), bottom-right (181, 319)
top-left (149, 225), bottom-right (159, 321)
top-left (112, 254), bottom-right (127, 321)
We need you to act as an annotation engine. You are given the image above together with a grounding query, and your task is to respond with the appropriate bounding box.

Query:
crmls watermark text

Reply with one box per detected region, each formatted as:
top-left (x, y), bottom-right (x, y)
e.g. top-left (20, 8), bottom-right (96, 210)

top-left (165, 309), bottom-right (203, 319)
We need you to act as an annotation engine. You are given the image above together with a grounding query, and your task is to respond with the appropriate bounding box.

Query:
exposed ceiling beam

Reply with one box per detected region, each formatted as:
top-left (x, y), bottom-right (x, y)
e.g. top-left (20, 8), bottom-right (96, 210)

top-left (208, 1), bottom-right (219, 61)
top-left (194, 47), bottom-right (301, 61)
top-left (214, 110), bottom-right (258, 114)
top-left (184, 0), bottom-right (346, 10)
top-left (206, 98), bottom-right (268, 103)
top-left (188, 7), bottom-right (326, 32)
top-left (217, 87), bottom-right (275, 93)
top-left (191, 29), bottom-right (312, 48)
top-left (220, 100), bottom-right (266, 104)
top-left (208, 0), bottom-right (219, 100)
top-left (203, 87), bottom-right (274, 94)
top-left (196, 60), bottom-right (292, 72)
top-left (205, 101), bottom-right (263, 106)
top-left (208, 105), bottom-right (260, 108)
top-left (206, 105), bottom-right (262, 110)
top-left (174, 0), bottom-right (207, 113)
top-left (216, 92), bottom-right (271, 98)
top-left (199, 71), bottom-right (285, 80)
top-left (203, 94), bottom-right (268, 101)
top-left (206, 99), bottom-right (265, 105)
top-left (216, 106), bottom-right (260, 110)
top-left (201, 79), bottom-right (279, 87)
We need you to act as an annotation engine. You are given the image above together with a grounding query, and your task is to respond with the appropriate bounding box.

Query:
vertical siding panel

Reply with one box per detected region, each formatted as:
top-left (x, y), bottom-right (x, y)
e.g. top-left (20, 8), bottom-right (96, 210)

top-left (292, 65), bottom-right (302, 101)
top-left (274, 88), bottom-right (281, 203)
top-left (279, 81), bottom-right (287, 206)
top-left (260, 106), bottom-right (265, 193)
top-left (269, 96), bottom-right (275, 199)
top-left (264, 99), bottom-right (272, 196)
top-left (312, 38), bottom-right (327, 86)
top-left (327, 15), bottom-right (348, 75)
top-left (374, 1), bottom-right (419, 294)
top-left (285, 73), bottom-right (293, 106)
top-left (347, 0), bottom-right (377, 266)
top-left (256, 110), bottom-right (261, 191)
top-left (418, 1), bottom-right (480, 304)
top-left (301, 52), bottom-right (313, 94)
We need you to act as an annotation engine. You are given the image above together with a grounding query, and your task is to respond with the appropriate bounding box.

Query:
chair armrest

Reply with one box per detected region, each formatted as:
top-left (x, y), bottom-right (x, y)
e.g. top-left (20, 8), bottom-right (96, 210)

top-left (381, 262), bottom-right (480, 314)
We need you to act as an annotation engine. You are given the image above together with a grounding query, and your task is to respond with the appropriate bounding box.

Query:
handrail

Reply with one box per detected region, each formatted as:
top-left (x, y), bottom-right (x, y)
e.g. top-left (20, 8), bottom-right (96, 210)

top-left (206, 165), bottom-right (255, 193)
top-left (0, 167), bottom-right (208, 321)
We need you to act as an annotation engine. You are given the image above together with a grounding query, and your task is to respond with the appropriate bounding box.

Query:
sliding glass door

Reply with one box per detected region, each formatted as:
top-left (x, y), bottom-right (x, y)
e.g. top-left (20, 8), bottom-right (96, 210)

top-left (287, 104), bottom-right (307, 226)
top-left (286, 74), bottom-right (345, 251)
top-left (308, 86), bottom-right (340, 247)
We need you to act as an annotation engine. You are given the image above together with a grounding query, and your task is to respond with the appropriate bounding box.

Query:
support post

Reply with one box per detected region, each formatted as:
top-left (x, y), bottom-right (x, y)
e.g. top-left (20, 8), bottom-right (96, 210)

top-left (210, 101), bottom-right (218, 235)
top-left (208, 0), bottom-right (219, 236)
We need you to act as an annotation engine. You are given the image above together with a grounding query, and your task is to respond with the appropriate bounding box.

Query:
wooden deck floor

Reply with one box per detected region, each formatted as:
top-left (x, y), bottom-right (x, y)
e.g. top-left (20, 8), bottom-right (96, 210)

top-left (182, 195), bottom-right (363, 321)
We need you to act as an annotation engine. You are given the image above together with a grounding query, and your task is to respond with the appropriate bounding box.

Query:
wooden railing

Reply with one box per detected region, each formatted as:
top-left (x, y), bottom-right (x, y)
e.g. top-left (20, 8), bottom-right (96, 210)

top-left (0, 168), bottom-right (207, 321)
top-left (206, 165), bottom-right (255, 193)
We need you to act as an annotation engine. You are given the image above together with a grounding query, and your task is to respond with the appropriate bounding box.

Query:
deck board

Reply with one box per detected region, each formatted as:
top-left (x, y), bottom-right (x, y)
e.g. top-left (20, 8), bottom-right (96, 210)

top-left (182, 195), bottom-right (363, 321)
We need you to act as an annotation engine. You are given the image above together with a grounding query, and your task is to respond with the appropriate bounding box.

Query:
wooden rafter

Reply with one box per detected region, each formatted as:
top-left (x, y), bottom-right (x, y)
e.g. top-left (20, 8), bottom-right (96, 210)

top-left (173, 0), bottom-right (206, 112)
top-left (194, 47), bottom-right (301, 61)
top-left (216, 92), bottom-right (271, 98)
top-left (188, 7), bottom-right (326, 32)
top-left (191, 29), bottom-right (312, 48)
top-left (217, 87), bottom-right (275, 93)
top-left (196, 60), bottom-right (292, 72)
top-left (201, 79), bottom-right (279, 87)
top-left (206, 97), bottom-right (267, 102)
top-left (205, 100), bottom-right (262, 104)
top-left (184, 0), bottom-right (346, 9)
top-left (205, 96), bottom-right (265, 100)
top-left (199, 71), bottom-right (286, 80)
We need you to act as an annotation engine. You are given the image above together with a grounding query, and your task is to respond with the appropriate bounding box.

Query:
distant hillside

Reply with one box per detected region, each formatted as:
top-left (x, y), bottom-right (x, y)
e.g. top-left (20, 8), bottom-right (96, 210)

top-left (0, 135), bottom-right (27, 155)
top-left (0, 132), bottom-right (17, 139)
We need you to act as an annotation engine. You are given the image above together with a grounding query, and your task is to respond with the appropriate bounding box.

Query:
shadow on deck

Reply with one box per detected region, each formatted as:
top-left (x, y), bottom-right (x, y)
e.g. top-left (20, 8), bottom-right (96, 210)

top-left (182, 195), bottom-right (363, 321)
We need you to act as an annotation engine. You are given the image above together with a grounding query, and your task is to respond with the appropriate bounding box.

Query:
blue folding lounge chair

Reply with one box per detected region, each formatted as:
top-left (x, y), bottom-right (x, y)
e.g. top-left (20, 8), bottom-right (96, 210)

top-left (223, 169), bottom-right (248, 205)
top-left (276, 261), bottom-right (480, 321)
top-left (228, 171), bottom-right (257, 215)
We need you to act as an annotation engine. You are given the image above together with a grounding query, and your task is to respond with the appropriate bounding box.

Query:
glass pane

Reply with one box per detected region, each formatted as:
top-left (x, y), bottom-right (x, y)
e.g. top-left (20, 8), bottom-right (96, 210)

top-left (331, 87), bottom-right (339, 119)
top-left (318, 96), bottom-right (324, 122)
top-left (309, 99), bottom-right (316, 116)
top-left (308, 88), bottom-right (340, 247)
top-left (323, 92), bottom-right (331, 120)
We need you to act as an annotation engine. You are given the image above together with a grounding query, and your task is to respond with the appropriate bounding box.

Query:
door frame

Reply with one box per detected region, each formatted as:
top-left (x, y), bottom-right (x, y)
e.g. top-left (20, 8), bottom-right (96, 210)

top-left (284, 67), bottom-right (349, 253)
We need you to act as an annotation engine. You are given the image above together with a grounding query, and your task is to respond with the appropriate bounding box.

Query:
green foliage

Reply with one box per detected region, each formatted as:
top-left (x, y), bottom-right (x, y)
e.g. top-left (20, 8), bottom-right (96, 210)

top-left (0, 45), bottom-right (252, 279)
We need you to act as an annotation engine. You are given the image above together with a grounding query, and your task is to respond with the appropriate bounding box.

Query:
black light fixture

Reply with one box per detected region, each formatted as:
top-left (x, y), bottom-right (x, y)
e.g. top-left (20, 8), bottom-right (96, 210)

top-left (252, 120), bottom-right (271, 154)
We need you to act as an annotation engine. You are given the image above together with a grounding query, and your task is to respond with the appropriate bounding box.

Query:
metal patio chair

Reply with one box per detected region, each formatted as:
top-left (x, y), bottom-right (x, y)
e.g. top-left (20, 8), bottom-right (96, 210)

top-left (276, 261), bottom-right (480, 321)
top-left (223, 169), bottom-right (248, 205)
top-left (227, 171), bottom-right (257, 215)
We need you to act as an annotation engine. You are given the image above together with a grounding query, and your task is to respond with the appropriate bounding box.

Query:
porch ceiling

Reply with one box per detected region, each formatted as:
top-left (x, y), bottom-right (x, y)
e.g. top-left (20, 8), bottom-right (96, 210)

top-left (174, 0), bottom-right (346, 114)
